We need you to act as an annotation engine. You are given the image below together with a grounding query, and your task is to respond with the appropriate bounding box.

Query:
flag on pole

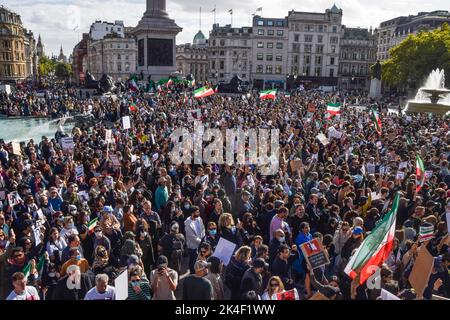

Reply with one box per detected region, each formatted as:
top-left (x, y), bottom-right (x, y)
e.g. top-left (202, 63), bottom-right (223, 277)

top-left (36, 254), bottom-right (45, 272)
top-left (406, 135), bottom-right (413, 146)
top-left (371, 109), bottom-right (382, 135)
top-left (326, 102), bottom-right (341, 116)
top-left (214, 84), bottom-right (219, 93)
top-left (416, 154), bottom-right (425, 192)
top-left (22, 261), bottom-right (33, 280)
top-left (188, 78), bottom-right (196, 87)
top-left (88, 217), bottom-right (99, 234)
top-left (228, 9), bottom-right (233, 14)
top-left (256, 7), bottom-right (263, 12)
top-left (211, 8), bottom-right (216, 12)
top-left (129, 78), bottom-right (139, 92)
top-left (194, 86), bottom-right (215, 99)
top-left (344, 192), bottom-right (400, 285)
top-left (260, 89), bottom-right (277, 100)
top-left (129, 102), bottom-right (137, 112)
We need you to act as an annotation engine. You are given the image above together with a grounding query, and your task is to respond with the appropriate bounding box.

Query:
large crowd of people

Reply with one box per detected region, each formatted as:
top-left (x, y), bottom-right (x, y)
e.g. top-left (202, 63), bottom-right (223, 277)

top-left (0, 83), bottom-right (449, 300)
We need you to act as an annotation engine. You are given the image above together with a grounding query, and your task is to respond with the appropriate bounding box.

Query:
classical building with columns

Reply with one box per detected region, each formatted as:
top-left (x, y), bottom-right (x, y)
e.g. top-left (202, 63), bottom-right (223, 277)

top-left (132, 0), bottom-right (182, 81)
top-left (176, 31), bottom-right (208, 82)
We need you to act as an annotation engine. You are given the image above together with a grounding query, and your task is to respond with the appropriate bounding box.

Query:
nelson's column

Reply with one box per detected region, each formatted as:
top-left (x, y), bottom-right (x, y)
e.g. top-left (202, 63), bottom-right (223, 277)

top-left (132, 0), bottom-right (182, 80)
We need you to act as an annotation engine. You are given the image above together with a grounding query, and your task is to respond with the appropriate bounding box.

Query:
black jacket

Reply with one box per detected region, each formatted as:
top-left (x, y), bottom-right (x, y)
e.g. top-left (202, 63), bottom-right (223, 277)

top-left (225, 256), bottom-right (250, 300)
top-left (240, 268), bottom-right (263, 297)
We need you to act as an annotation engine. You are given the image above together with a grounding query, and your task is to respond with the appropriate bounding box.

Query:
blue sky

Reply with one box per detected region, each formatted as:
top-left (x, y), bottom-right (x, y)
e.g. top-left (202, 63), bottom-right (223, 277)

top-left (2, 0), bottom-right (446, 57)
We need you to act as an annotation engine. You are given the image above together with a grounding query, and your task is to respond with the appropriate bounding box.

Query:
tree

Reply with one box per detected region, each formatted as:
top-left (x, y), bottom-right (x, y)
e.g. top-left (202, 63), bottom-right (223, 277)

top-left (55, 62), bottom-right (73, 79)
top-left (38, 56), bottom-right (56, 77)
top-left (382, 23), bottom-right (450, 89)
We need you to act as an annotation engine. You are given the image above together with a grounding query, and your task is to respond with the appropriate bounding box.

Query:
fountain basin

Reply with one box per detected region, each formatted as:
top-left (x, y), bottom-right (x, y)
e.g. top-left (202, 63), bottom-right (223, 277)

top-left (403, 101), bottom-right (450, 115)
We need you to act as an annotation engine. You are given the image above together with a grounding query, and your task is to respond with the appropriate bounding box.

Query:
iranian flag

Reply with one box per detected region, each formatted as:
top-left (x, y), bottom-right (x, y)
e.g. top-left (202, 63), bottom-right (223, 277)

top-left (326, 103), bottom-right (341, 116)
top-left (129, 102), bottom-right (137, 112)
top-left (188, 79), bottom-right (196, 87)
top-left (260, 89), bottom-right (277, 100)
top-left (344, 192), bottom-right (400, 285)
top-left (371, 109), bottom-right (382, 135)
top-left (129, 78), bottom-right (139, 92)
top-left (158, 78), bottom-right (173, 88)
top-left (87, 217), bottom-right (99, 234)
top-left (416, 154), bottom-right (425, 192)
top-left (194, 86), bottom-right (215, 99)
top-left (22, 261), bottom-right (33, 280)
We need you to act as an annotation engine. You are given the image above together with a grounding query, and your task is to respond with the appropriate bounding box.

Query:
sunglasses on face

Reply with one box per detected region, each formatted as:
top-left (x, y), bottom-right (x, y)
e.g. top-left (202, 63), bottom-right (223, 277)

top-left (270, 283), bottom-right (279, 287)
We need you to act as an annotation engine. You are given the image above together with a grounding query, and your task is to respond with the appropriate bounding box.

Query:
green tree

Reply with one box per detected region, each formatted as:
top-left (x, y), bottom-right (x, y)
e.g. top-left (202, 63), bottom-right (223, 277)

top-left (55, 62), bottom-right (73, 79)
top-left (382, 23), bottom-right (450, 89)
top-left (38, 56), bottom-right (56, 77)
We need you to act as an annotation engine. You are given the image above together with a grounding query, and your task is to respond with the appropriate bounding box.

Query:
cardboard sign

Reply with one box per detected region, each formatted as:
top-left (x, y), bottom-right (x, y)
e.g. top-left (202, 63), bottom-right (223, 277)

top-left (75, 165), bottom-right (84, 180)
top-left (309, 291), bottom-right (329, 300)
top-left (114, 270), bottom-right (128, 300)
top-left (408, 245), bottom-right (434, 298)
top-left (212, 237), bottom-right (236, 266)
top-left (122, 116), bottom-right (131, 130)
top-left (11, 142), bottom-right (21, 155)
top-left (290, 159), bottom-right (302, 172)
top-left (7, 192), bottom-right (22, 207)
top-left (317, 133), bottom-right (330, 146)
top-left (272, 288), bottom-right (299, 300)
top-left (61, 137), bottom-right (74, 151)
top-left (105, 129), bottom-right (114, 144)
top-left (300, 238), bottom-right (330, 270)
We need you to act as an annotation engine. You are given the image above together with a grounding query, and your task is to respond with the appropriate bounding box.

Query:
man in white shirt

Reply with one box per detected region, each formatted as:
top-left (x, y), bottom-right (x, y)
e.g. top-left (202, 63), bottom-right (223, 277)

top-left (84, 274), bottom-right (116, 300)
top-left (6, 272), bottom-right (40, 300)
top-left (184, 206), bottom-right (205, 274)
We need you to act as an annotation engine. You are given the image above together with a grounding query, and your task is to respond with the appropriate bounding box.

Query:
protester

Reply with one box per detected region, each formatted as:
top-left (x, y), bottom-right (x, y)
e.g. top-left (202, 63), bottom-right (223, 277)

top-left (84, 274), bottom-right (116, 300)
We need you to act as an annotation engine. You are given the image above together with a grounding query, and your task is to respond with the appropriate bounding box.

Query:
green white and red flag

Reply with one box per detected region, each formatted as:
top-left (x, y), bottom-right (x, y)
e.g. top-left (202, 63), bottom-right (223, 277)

top-left (194, 86), bottom-right (215, 99)
top-left (416, 154), bottom-right (425, 192)
top-left (259, 89), bottom-right (277, 100)
top-left (344, 192), bottom-right (400, 285)
top-left (371, 109), bottom-right (382, 135)
top-left (129, 102), bottom-right (137, 112)
top-left (326, 103), bottom-right (341, 116)
top-left (87, 217), bottom-right (99, 234)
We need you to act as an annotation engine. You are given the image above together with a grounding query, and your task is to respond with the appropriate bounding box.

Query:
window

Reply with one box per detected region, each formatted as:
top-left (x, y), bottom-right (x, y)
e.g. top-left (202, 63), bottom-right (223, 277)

top-left (266, 65), bottom-right (273, 73)
top-left (267, 42), bottom-right (273, 49)
top-left (276, 42), bottom-right (283, 49)
top-left (219, 73), bottom-right (224, 78)
top-left (315, 67), bottom-right (321, 76)
top-left (330, 57), bottom-right (335, 65)
top-left (257, 65), bottom-right (263, 73)
top-left (211, 61), bottom-right (216, 69)
top-left (294, 55), bottom-right (299, 64)
top-left (117, 63), bottom-right (122, 72)
top-left (317, 35), bottom-right (323, 43)
top-left (304, 44), bottom-right (312, 53)
top-left (220, 50), bottom-right (225, 56)
top-left (277, 30), bottom-right (284, 36)
top-left (316, 45), bottom-right (323, 53)
top-left (257, 20), bottom-right (264, 26)
top-left (302, 65), bottom-right (310, 75)
top-left (257, 42), bottom-right (264, 48)
top-left (318, 25), bottom-right (324, 33)
top-left (118, 44), bottom-right (121, 49)
top-left (212, 40), bottom-right (216, 46)
top-left (267, 20), bottom-right (274, 26)
top-left (118, 28), bottom-right (121, 32)
top-left (258, 29), bottom-right (265, 35)
top-left (332, 26), bottom-right (337, 33)
top-left (276, 21), bottom-right (283, 27)
top-left (330, 69), bottom-right (334, 77)
top-left (106, 27), bottom-right (109, 31)
top-left (315, 56), bottom-right (322, 65)
top-left (242, 74), bottom-right (246, 78)
top-left (257, 53), bottom-right (263, 60)
top-left (293, 44), bottom-right (300, 52)
top-left (126, 44), bottom-right (129, 48)
top-left (220, 40), bottom-right (225, 46)
top-left (304, 55), bottom-right (311, 64)
top-left (276, 55), bottom-right (282, 61)
top-left (266, 54), bottom-right (273, 61)
top-left (331, 45), bottom-right (336, 53)
top-left (275, 66), bottom-right (282, 74)
top-left (330, 36), bottom-right (339, 44)
top-left (294, 34), bottom-right (299, 42)
top-left (268, 30), bottom-right (274, 36)
top-left (304, 35), bottom-right (313, 42)
top-left (220, 61), bottom-right (224, 69)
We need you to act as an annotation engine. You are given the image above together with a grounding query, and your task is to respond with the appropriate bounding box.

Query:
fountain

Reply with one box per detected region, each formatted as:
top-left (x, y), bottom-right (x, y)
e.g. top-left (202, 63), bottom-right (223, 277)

top-left (404, 69), bottom-right (450, 115)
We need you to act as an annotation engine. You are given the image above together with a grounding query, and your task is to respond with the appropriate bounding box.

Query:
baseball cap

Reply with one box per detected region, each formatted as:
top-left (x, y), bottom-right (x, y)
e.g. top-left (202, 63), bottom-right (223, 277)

top-left (157, 255), bottom-right (168, 268)
top-left (194, 260), bottom-right (211, 271)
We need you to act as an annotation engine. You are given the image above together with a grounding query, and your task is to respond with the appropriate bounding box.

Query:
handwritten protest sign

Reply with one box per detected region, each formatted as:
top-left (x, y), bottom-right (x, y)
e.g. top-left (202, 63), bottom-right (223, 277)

top-left (75, 165), bottom-right (84, 180)
top-left (408, 245), bottom-right (434, 298)
top-left (114, 270), bottom-right (128, 300)
top-left (61, 137), bottom-right (74, 151)
top-left (122, 116), bottom-right (131, 130)
top-left (109, 155), bottom-right (120, 168)
top-left (212, 238), bottom-right (236, 266)
top-left (300, 238), bottom-right (330, 270)
top-left (11, 142), bottom-right (21, 155)
top-left (317, 133), bottom-right (330, 146)
top-left (105, 129), bottom-right (114, 143)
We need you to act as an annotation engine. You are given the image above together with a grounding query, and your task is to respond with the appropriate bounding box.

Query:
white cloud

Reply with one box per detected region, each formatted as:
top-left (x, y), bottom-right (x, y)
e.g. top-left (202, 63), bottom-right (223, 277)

top-left (2, 0), bottom-right (447, 57)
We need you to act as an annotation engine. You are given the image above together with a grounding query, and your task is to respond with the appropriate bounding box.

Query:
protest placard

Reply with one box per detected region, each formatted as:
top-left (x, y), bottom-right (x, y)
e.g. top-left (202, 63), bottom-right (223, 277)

top-left (370, 192), bottom-right (381, 201)
top-left (396, 171), bottom-right (405, 180)
top-left (309, 291), bottom-right (329, 300)
top-left (187, 109), bottom-right (202, 122)
top-left (425, 170), bottom-right (433, 179)
top-left (61, 137), bottom-right (74, 151)
top-left (300, 238), bottom-right (330, 270)
top-left (122, 116), bottom-right (131, 130)
top-left (75, 165), bottom-right (84, 180)
top-left (212, 238), bottom-right (236, 266)
top-left (287, 133), bottom-right (294, 143)
top-left (316, 133), bottom-right (330, 146)
top-left (114, 270), bottom-right (128, 300)
top-left (398, 162), bottom-right (408, 170)
top-left (105, 129), bottom-right (114, 143)
top-left (78, 191), bottom-right (90, 202)
top-left (11, 142), bottom-right (21, 155)
top-left (35, 209), bottom-right (44, 220)
top-left (380, 289), bottom-right (400, 300)
top-left (109, 154), bottom-right (120, 167)
top-left (271, 288), bottom-right (299, 300)
top-left (33, 225), bottom-right (41, 246)
top-left (408, 245), bottom-right (434, 298)
top-left (446, 212), bottom-right (450, 236)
